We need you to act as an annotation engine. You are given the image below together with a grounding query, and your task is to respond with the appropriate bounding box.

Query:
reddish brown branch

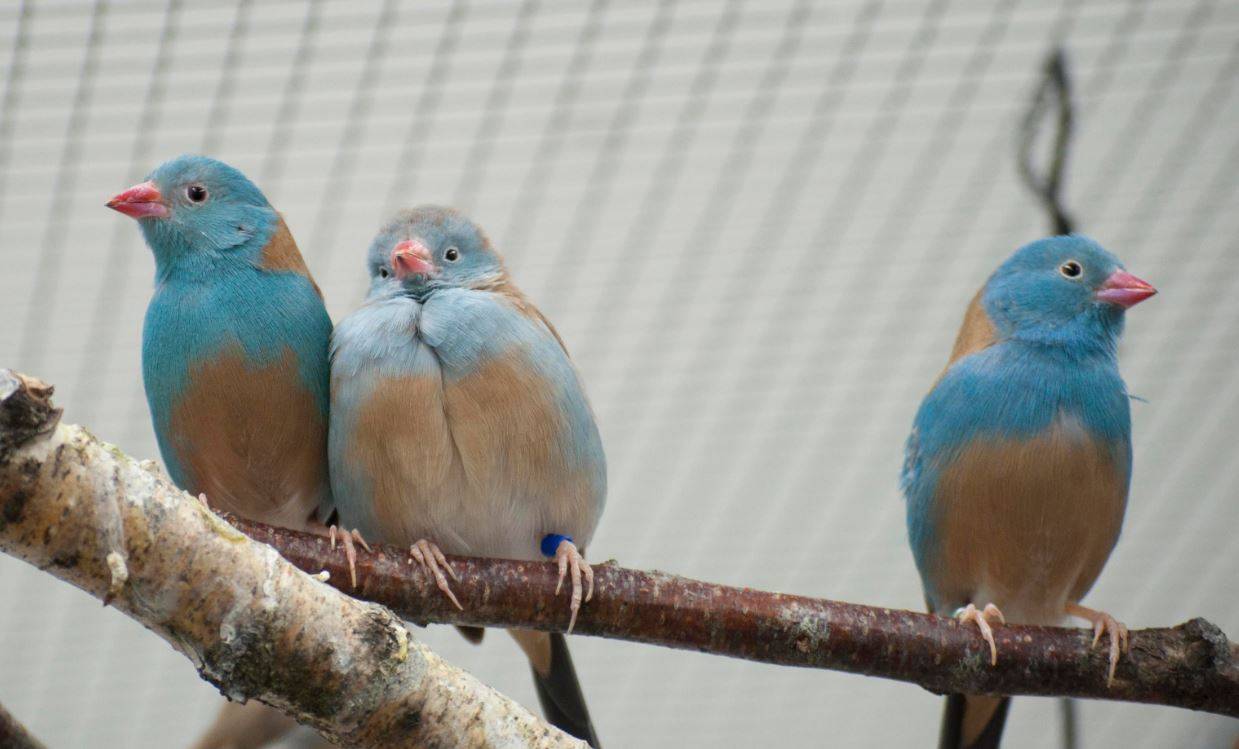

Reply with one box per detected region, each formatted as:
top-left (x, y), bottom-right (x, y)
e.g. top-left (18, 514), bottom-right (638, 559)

top-left (234, 517), bottom-right (1239, 718)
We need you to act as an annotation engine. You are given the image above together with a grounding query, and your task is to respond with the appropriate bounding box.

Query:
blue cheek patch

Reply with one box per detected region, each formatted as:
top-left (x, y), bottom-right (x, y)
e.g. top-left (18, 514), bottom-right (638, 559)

top-left (541, 533), bottom-right (573, 558)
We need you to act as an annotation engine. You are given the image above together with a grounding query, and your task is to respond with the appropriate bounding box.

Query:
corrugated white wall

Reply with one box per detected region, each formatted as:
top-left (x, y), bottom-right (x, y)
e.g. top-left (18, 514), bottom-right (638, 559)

top-left (0, 1), bottom-right (1236, 746)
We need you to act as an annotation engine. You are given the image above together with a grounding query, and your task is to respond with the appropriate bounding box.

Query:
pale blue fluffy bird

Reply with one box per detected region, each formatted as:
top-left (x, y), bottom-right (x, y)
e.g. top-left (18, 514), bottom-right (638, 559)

top-left (328, 206), bottom-right (606, 746)
top-left (901, 235), bottom-right (1156, 749)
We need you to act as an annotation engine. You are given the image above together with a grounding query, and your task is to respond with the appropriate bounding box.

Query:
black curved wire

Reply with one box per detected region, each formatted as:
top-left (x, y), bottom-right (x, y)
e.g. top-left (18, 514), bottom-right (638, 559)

top-left (1019, 47), bottom-right (1076, 235)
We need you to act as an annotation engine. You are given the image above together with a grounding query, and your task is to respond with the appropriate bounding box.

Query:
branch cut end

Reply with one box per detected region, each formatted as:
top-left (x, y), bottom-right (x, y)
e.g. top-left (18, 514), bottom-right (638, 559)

top-left (0, 370), bottom-right (62, 460)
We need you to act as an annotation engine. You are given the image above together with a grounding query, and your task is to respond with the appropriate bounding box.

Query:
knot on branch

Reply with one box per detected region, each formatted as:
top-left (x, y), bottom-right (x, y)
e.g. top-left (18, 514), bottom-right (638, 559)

top-left (1179, 618), bottom-right (1237, 673)
top-left (0, 370), bottom-right (61, 462)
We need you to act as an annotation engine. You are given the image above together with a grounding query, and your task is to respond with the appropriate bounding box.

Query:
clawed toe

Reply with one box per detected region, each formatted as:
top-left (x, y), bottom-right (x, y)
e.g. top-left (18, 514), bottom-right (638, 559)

top-left (553, 540), bottom-right (593, 633)
top-left (411, 539), bottom-right (462, 610)
top-left (1091, 615), bottom-right (1128, 685)
top-left (955, 602), bottom-right (1005, 666)
top-left (329, 525), bottom-right (371, 589)
top-left (1067, 602), bottom-right (1128, 686)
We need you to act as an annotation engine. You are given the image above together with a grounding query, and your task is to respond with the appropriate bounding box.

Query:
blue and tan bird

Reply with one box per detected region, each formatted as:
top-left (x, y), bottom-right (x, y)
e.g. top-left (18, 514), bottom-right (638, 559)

top-left (901, 236), bottom-right (1156, 749)
top-left (107, 155), bottom-right (354, 749)
top-left (328, 206), bottom-right (606, 746)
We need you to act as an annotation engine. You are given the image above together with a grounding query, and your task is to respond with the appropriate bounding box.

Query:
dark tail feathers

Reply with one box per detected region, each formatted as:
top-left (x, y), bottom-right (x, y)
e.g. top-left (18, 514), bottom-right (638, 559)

top-left (456, 625), bottom-right (485, 644)
top-left (530, 632), bottom-right (601, 747)
top-left (939, 694), bottom-right (1010, 749)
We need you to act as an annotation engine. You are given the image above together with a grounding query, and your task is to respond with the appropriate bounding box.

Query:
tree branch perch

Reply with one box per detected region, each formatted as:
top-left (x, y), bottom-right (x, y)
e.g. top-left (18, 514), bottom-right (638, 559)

top-left (0, 368), bottom-right (1236, 740)
top-left (238, 517), bottom-right (1239, 717)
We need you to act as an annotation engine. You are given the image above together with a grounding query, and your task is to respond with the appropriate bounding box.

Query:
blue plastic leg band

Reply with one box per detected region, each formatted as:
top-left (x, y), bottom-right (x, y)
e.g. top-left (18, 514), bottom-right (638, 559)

top-left (541, 533), bottom-right (573, 558)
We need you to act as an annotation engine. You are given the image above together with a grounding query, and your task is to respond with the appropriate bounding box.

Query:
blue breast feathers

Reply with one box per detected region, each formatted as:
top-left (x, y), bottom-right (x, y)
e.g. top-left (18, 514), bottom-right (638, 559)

top-left (142, 227), bottom-right (331, 487)
top-left (902, 340), bottom-right (1132, 569)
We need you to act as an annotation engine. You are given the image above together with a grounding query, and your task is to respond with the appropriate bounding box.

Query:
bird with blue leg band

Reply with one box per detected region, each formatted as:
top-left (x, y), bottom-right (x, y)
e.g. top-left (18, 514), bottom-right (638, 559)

top-left (326, 205), bottom-right (606, 746)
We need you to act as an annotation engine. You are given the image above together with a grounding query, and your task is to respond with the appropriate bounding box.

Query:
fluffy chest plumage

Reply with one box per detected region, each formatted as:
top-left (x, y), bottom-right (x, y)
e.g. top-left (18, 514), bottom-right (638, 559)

top-left (328, 289), bottom-right (606, 560)
top-left (142, 264), bottom-right (332, 527)
top-left (903, 342), bottom-right (1132, 623)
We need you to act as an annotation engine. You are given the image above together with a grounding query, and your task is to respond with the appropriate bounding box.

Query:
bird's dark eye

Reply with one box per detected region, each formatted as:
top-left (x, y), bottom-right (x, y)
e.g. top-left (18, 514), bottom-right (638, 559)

top-left (186, 184), bottom-right (208, 203)
top-left (1059, 260), bottom-right (1082, 279)
top-left (378, 267), bottom-right (390, 279)
top-left (444, 247), bottom-right (460, 262)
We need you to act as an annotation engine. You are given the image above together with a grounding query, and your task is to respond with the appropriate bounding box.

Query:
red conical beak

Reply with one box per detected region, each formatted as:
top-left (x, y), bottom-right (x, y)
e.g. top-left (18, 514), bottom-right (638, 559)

top-left (106, 181), bottom-right (169, 220)
top-left (391, 239), bottom-right (434, 279)
top-left (1097, 270), bottom-right (1157, 308)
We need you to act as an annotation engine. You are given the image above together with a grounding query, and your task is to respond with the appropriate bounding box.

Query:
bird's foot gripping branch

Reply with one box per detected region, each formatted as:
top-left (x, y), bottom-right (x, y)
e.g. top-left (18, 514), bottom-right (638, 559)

top-left (0, 368), bottom-right (1236, 748)
top-left (245, 515), bottom-right (1239, 717)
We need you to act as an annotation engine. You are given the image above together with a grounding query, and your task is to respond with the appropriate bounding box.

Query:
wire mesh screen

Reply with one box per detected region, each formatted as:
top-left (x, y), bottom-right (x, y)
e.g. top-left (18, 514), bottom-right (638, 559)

top-left (1, 0), bottom-right (1237, 746)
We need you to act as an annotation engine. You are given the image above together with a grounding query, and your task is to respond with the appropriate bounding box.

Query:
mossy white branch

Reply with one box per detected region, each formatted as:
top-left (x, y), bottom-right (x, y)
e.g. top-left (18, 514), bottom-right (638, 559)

top-left (0, 371), bottom-right (583, 749)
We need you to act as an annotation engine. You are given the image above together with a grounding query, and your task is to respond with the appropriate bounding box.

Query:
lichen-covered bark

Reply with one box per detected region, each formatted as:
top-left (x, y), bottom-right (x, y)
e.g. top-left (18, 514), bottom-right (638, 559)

top-left (238, 511), bottom-right (1239, 718)
top-left (0, 371), bottom-right (583, 749)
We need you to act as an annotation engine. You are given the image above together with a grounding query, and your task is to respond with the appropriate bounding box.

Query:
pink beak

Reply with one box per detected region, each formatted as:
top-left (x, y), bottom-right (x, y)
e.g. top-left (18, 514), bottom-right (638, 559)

top-left (391, 239), bottom-right (434, 279)
top-left (1096, 270), bottom-right (1157, 308)
top-left (106, 181), bottom-right (169, 219)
